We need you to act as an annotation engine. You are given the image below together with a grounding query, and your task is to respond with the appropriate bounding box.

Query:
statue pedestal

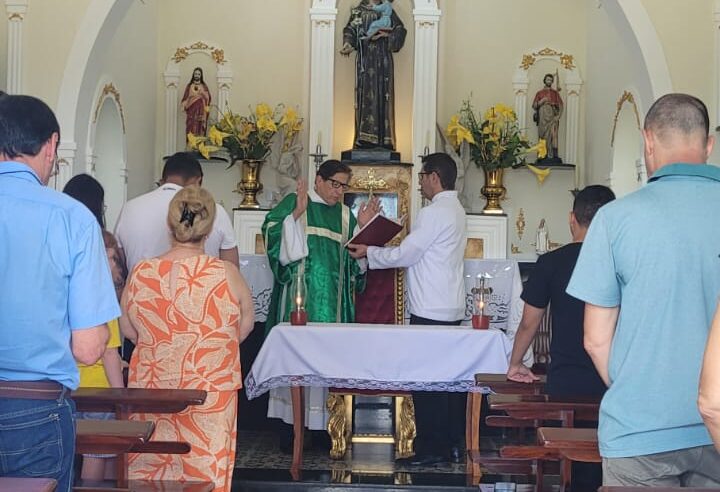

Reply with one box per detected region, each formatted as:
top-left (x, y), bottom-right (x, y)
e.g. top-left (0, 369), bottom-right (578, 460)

top-left (341, 148), bottom-right (400, 163)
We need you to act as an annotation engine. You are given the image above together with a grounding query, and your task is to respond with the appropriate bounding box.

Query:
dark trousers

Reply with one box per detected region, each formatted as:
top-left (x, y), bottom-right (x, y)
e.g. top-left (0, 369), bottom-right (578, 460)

top-left (409, 314), bottom-right (466, 455)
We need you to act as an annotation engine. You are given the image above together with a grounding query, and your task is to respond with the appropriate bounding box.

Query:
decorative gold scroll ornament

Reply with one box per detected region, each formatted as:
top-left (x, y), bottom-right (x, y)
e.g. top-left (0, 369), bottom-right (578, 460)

top-left (172, 41), bottom-right (226, 65)
top-left (92, 83), bottom-right (126, 134)
top-left (520, 48), bottom-right (575, 71)
top-left (610, 91), bottom-right (641, 147)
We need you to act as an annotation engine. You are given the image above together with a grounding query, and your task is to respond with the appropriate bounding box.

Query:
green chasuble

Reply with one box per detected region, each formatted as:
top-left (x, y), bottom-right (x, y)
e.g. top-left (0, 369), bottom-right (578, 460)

top-left (262, 193), bottom-right (365, 335)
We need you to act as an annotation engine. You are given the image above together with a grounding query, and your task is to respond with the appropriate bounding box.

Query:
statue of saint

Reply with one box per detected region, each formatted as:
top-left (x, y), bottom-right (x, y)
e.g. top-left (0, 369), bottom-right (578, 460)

top-left (532, 73), bottom-right (563, 163)
top-left (535, 218), bottom-right (549, 255)
top-left (340, 0), bottom-right (406, 150)
top-left (181, 67), bottom-right (211, 139)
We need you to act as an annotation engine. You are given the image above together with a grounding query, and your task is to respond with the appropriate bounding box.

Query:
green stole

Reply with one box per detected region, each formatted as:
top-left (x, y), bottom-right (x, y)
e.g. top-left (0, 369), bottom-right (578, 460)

top-left (262, 193), bottom-right (365, 335)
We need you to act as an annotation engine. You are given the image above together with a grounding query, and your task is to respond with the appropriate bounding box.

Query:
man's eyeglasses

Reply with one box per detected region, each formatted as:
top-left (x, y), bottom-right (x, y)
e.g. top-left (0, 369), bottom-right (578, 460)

top-left (326, 177), bottom-right (350, 191)
top-left (418, 171), bottom-right (434, 179)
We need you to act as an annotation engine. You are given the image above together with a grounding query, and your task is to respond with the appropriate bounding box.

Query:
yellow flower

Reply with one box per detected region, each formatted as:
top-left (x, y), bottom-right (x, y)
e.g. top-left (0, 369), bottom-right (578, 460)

top-left (255, 103), bottom-right (272, 119)
top-left (187, 132), bottom-right (203, 150)
top-left (208, 125), bottom-right (232, 146)
top-left (256, 116), bottom-right (277, 133)
top-left (280, 107), bottom-right (299, 128)
top-left (238, 120), bottom-right (253, 140)
top-left (446, 114), bottom-right (475, 147)
top-left (197, 141), bottom-right (220, 160)
top-left (527, 164), bottom-right (551, 185)
top-left (534, 139), bottom-right (548, 159)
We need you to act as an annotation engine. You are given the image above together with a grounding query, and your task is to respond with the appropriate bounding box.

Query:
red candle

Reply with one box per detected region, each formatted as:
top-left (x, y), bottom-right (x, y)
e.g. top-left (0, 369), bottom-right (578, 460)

top-left (290, 309), bottom-right (308, 326)
top-left (472, 314), bottom-right (490, 330)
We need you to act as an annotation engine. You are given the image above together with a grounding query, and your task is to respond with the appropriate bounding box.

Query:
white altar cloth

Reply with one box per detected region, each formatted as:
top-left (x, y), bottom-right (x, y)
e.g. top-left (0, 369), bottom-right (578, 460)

top-left (246, 323), bottom-right (512, 398)
top-left (246, 323), bottom-right (512, 428)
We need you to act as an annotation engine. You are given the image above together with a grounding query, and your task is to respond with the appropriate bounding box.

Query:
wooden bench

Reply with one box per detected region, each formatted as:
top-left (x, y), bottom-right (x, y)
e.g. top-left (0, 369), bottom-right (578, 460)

top-left (0, 477), bottom-right (56, 492)
top-left (470, 394), bottom-right (600, 492)
top-left (466, 374), bottom-right (547, 485)
top-left (73, 480), bottom-right (214, 492)
top-left (537, 427), bottom-right (600, 463)
top-left (76, 419), bottom-right (155, 455)
top-left (72, 388), bottom-right (208, 489)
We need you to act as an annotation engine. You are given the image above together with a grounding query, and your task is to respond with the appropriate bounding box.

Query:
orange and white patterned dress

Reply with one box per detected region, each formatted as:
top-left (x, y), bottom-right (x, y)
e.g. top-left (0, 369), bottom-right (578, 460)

top-left (125, 255), bottom-right (242, 492)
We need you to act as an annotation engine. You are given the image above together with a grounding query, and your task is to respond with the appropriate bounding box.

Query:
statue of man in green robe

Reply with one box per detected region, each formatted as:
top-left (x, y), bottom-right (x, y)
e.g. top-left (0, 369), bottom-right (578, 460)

top-left (262, 160), bottom-right (379, 335)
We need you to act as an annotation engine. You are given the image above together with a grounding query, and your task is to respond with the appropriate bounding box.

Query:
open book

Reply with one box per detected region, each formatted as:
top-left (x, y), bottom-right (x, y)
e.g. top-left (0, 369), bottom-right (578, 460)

top-left (345, 213), bottom-right (405, 247)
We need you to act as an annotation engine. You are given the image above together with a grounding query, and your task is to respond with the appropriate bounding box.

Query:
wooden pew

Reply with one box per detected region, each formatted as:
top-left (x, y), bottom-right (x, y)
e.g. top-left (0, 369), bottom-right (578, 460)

top-left (76, 419), bottom-right (155, 455)
top-left (72, 388), bottom-right (208, 488)
top-left (537, 427), bottom-right (600, 463)
top-left (486, 397), bottom-right (600, 492)
top-left (73, 480), bottom-right (214, 492)
top-left (474, 373), bottom-right (547, 395)
top-left (466, 374), bottom-right (547, 485)
top-left (0, 477), bottom-right (56, 492)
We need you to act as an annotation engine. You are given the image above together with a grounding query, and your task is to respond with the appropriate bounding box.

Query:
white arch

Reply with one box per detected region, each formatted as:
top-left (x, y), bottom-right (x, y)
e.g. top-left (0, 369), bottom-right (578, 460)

top-left (54, 0), bottom-right (132, 189)
top-left (85, 77), bottom-right (127, 174)
top-left (607, 0), bottom-right (672, 98)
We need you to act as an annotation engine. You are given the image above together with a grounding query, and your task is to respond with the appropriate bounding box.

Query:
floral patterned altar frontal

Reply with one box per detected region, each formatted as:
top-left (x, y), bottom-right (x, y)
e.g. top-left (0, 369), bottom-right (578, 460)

top-left (462, 259), bottom-right (524, 334)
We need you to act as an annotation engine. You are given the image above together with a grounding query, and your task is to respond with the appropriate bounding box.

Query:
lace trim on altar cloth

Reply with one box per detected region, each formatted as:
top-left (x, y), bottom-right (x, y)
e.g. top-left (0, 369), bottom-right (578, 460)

top-left (244, 373), bottom-right (492, 399)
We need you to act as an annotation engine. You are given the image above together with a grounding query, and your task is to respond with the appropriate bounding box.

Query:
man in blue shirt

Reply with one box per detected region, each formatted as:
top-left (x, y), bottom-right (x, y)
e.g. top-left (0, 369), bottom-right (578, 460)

top-left (567, 93), bottom-right (720, 485)
top-left (0, 95), bottom-right (119, 491)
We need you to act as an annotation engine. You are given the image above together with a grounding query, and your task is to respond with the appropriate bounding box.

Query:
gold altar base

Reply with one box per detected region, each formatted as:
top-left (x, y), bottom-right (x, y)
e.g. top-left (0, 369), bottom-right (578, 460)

top-left (326, 393), bottom-right (416, 460)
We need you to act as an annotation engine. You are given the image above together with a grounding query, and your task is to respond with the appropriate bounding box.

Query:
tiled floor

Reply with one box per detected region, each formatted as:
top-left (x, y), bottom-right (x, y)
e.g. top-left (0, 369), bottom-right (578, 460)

top-left (232, 429), bottom-right (539, 491)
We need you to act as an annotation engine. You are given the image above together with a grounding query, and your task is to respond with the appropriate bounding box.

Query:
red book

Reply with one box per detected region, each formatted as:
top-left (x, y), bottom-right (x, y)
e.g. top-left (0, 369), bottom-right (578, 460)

top-left (345, 213), bottom-right (404, 247)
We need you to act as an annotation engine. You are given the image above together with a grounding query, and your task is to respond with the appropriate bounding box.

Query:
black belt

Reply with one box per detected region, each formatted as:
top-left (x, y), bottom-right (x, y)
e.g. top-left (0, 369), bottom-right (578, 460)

top-left (0, 380), bottom-right (65, 400)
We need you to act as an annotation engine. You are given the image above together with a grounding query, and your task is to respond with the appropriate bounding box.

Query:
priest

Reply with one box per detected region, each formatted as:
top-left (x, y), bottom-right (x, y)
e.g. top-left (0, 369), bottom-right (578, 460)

top-left (261, 159), bottom-right (377, 431)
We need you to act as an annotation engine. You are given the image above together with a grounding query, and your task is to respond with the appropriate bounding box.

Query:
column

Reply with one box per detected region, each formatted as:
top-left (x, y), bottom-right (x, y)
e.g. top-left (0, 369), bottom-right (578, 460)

top-left (216, 66), bottom-right (233, 113)
top-left (512, 70), bottom-right (530, 133)
top-left (5, 0), bottom-right (28, 94)
top-left (411, 3), bottom-right (441, 215)
top-left (308, 0), bottom-right (337, 183)
top-left (163, 67), bottom-right (181, 156)
top-left (564, 73), bottom-right (583, 170)
top-left (55, 140), bottom-right (76, 191)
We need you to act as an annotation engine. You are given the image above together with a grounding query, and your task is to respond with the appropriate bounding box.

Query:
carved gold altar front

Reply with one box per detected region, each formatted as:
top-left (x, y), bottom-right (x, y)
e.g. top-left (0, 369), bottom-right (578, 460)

top-left (327, 163), bottom-right (416, 459)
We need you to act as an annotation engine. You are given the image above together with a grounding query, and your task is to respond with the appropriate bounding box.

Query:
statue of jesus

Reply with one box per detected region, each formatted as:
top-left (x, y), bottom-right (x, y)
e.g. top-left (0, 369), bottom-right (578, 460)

top-left (181, 67), bottom-right (211, 140)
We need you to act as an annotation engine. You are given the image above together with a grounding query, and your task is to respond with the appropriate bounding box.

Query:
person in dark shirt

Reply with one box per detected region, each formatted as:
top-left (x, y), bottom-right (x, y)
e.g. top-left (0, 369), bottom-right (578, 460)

top-left (506, 185), bottom-right (615, 490)
top-left (507, 184), bottom-right (615, 393)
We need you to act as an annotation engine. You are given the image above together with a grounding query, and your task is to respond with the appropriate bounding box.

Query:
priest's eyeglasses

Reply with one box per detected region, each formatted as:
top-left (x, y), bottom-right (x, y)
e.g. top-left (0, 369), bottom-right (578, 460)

top-left (326, 177), bottom-right (349, 191)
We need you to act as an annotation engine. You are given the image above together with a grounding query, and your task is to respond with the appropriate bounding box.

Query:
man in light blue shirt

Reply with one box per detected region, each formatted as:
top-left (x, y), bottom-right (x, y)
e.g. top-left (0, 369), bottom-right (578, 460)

top-left (567, 93), bottom-right (720, 485)
top-left (0, 95), bottom-right (120, 491)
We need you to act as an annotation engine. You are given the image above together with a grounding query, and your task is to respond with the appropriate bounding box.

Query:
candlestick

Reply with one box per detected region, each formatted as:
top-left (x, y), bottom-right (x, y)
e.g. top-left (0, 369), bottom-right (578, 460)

top-left (290, 309), bottom-right (307, 325)
top-left (317, 131), bottom-right (322, 148)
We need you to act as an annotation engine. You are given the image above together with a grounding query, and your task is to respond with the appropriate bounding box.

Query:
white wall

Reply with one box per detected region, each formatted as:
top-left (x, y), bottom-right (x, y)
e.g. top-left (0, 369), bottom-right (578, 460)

top-left (155, 0), bottom-right (311, 213)
top-left (22, 0), bottom-right (91, 105)
top-left (72, 0), bottom-right (158, 205)
top-left (584, 2), bottom-right (654, 188)
top-left (437, 0), bottom-right (587, 252)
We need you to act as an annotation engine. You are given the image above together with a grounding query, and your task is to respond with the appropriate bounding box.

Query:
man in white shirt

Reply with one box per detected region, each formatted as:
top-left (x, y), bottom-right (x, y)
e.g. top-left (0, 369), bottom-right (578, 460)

top-left (348, 152), bottom-right (467, 465)
top-left (114, 151), bottom-right (239, 274)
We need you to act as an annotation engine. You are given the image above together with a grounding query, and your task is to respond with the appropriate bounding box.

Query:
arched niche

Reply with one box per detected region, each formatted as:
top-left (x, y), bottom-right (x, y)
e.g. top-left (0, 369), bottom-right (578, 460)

top-left (55, 0), bottom-right (133, 189)
top-left (86, 80), bottom-right (127, 231)
top-left (512, 48), bottom-right (583, 166)
top-left (609, 90), bottom-right (645, 197)
top-left (163, 41), bottom-right (233, 156)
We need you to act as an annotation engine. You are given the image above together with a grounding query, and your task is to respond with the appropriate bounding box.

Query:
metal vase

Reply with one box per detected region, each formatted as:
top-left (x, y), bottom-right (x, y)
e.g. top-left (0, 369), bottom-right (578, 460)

top-left (236, 159), bottom-right (264, 209)
top-left (481, 167), bottom-right (506, 215)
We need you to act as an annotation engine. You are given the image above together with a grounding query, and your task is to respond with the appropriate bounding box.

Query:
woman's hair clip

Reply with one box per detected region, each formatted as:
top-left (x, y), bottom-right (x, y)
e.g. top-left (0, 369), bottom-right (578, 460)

top-left (180, 203), bottom-right (196, 227)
